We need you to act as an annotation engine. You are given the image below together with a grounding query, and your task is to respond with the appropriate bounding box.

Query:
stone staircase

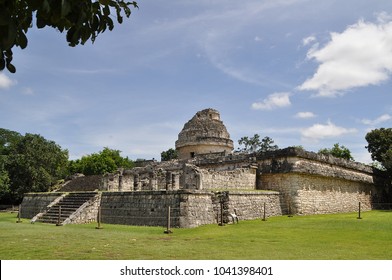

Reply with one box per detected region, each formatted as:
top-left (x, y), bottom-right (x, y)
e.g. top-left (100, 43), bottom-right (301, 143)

top-left (37, 192), bottom-right (98, 225)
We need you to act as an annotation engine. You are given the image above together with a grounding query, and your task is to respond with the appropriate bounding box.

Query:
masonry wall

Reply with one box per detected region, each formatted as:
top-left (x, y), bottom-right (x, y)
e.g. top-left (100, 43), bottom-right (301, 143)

top-left (177, 143), bottom-right (233, 160)
top-left (178, 191), bottom-right (217, 227)
top-left (65, 193), bottom-right (101, 224)
top-left (200, 168), bottom-right (256, 190)
top-left (260, 173), bottom-right (374, 215)
top-left (99, 190), bottom-right (218, 228)
top-left (98, 190), bottom-right (281, 228)
top-left (296, 175), bottom-right (373, 214)
top-left (227, 191), bottom-right (282, 220)
top-left (20, 193), bottom-right (63, 219)
top-left (100, 191), bottom-right (183, 227)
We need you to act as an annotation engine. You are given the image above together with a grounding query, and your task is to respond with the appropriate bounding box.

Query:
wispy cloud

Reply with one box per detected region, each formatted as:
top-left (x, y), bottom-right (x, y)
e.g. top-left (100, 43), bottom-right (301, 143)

top-left (298, 14), bottom-right (392, 97)
top-left (301, 120), bottom-right (357, 141)
top-left (0, 73), bottom-right (17, 90)
top-left (252, 92), bottom-right (291, 110)
top-left (302, 36), bottom-right (316, 46)
top-left (144, 0), bottom-right (309, 86)
top-left (295, 111), bottom-right (316, 119)
top-left (361, 114), bottom-right (392, 125)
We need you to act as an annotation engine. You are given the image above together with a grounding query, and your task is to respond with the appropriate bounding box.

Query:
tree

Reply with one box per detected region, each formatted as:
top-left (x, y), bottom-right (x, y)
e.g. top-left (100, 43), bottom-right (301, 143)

top-left (1, 128), bottom-right (22, 203)
top-left (318, 143), bottom-right (354, 161)
top-left (0, 0), bottom-right (138, 73)
top-left (238, 134), bottom-right (261, 153)
top-left (4, 133), bottom-right (69, 203)
top-left (365, 128), bottom-right (392, 171)
top-left (0, 128), bottom-right (22, 155)
top-left (161, 148), bottom-right (178, 161)
top-left (0, 156), bottom-right (11, 204)
top-left (68, 147), bottom-right (134, 175)
top-left (237, 134), bottom-right (279, 153)
top-left (259, 136), bottom-right (279, 153)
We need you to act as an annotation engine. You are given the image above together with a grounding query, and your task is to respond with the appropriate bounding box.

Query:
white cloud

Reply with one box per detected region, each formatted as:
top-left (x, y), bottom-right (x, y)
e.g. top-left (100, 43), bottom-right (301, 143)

top-left (298, 17), bottom-right (392, 97)
top-left (295, 111), bottom-right (316, 119)
top-left (301, 120), bottom-right (357, 141)
top-left (252, 92), bottom-right (291, 110)
top-left (302, 36), bottom-right (316, 46)
top-left (377, 11), bottom-right (392, 23)
top-left (361, 114), bottom-right (392, 125)
top-left (0, 73), bottom-right (17, 90)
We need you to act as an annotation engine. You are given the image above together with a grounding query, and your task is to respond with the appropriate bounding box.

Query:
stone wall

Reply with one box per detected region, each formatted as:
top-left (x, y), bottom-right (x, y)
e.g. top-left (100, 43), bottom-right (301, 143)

top-left (260, 173), bottom-right (374, 215)
top-left (65, 193), bottom-right (101, 224)
top-left (98, 190), bottom-right (281, 228)
top-left (102, 162), bottom-right (258, 192)
top-left (200, 168), bottom-right (256, 190)
top-left (103, 164), bottom-right (193, 191)
top-left (20, 193), bottom-right (63, 219)
top-left (258, 156), bottom-right (375, 184)
top-left (177, 143), bottom-right (233, 160)
top-left (178, 191), bottom-right (217, 228)
top-left (227, 191), bottom-right (282, 220)
top-left (100, 190), bottom-right (183, 227)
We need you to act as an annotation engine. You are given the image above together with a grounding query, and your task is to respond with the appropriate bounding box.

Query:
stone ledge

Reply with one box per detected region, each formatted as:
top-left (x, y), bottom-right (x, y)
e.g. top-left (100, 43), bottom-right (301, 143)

top-left (257, 147), bottom-right (374, 174)
top-left (224, 190), bottom-right (280, 195)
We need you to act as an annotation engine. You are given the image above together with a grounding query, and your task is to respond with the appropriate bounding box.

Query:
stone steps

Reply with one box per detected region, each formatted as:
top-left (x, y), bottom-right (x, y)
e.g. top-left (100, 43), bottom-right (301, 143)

top-left (37, 192), bottom-right (97, 224)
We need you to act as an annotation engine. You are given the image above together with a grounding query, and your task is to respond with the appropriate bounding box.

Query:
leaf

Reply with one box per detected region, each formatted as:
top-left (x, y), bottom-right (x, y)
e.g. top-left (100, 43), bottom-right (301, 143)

top-left (5, 49), bottom-right (12, 59)
top-left (36, 16), bottom-right (46, 29)
top-left (107, 17), bottom-right (114, 31)
top-left (6, 62), bottom-right (16, 73)
top-left (103, 5), bottom-right (110, 16)
top-left (71, 28), bottom-right (81, 45)
top-left (80, 28), bottom-right (91, 44)
top-left (99, 0), bottom-right (111, 5)
top-left (92, 15), bottom-right (99, 31)
top-left (66, 27), bottom-right (76, 45)
top-left (0, 57), bottom-right (5, 71)
top-left (18, 31), bottom-right (28, 49)
top-left (117, 16), bottom-right (123, 24)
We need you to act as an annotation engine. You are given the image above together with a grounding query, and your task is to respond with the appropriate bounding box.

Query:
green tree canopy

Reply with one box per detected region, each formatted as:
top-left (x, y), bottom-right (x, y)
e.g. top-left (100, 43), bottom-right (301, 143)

top-left (0, 128), bottom-right (22, 203)
top-left (237, 134), bottom-right (279, 154)
top-left (0, 0), bottom-right (138, 73)
top-left (318, 143), bottom-right (354, 161)
top-left (68, 147), bottom-right (134, 175)
top-left (161, 148), bottom-right (178, 161)
top-left (365, 128), bottom-right (392, 171)
top-left (0, 128), bottom-right (22, 154)
top-left (1, 131), bottom-right (69, 204)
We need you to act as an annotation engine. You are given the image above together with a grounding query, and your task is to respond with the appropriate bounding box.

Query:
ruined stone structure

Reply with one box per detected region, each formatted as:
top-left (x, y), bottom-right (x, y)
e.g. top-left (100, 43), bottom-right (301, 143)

top-left (175, 108), bottom-right (234, 160)
top-left (20, 108), bottom-right (389, 228)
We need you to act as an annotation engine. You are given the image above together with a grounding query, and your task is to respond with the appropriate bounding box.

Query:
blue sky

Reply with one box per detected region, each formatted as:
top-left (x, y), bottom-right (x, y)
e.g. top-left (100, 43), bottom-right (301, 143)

top-left (1, 0), bottom-right (392, 163)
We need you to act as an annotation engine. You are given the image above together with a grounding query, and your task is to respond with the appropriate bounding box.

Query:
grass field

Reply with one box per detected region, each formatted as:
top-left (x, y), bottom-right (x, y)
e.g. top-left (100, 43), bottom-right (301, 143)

top-left (0, 211), bottom-right (391, 260)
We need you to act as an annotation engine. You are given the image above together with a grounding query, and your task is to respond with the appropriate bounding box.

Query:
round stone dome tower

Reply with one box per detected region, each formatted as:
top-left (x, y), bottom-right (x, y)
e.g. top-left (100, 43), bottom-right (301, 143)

top-left (175, 108), bottom-right (234, 160)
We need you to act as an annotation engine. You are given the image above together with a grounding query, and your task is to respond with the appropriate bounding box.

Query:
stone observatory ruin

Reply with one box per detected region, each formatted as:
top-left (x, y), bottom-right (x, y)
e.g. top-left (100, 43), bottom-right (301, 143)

top-left (175, 108), bottom-right (234, 160)
top-left (20, 108), bottom-right (390, 228)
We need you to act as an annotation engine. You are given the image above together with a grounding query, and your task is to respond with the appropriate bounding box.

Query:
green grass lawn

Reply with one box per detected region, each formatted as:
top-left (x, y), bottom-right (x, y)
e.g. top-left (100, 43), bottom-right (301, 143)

top-left (0, 211), bottom-right (391, 260)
